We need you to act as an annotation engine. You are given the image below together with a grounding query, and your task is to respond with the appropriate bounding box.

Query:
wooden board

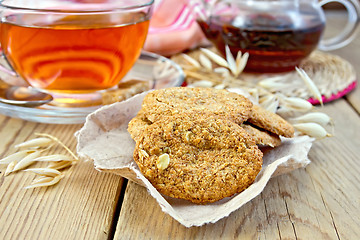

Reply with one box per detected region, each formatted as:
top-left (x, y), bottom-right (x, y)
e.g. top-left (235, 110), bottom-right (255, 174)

top-left (113, 98), bottom-right (360, 239)
top-left (0, 118), bottom-right (124, 239)
top-left (326, 11), bottom-right (360, 112)
top-left (0, 10), bottom-right (359, 240)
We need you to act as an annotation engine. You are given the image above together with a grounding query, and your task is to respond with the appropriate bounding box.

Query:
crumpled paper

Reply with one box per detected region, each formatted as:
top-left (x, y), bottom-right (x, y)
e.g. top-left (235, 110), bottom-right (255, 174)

top-left (76, 91), bottom-right (314, 227)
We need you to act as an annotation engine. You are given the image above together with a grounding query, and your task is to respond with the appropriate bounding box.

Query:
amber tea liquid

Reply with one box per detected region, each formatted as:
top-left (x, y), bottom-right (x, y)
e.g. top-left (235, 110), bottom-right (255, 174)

top-left (1, 14), bottom-right (150, 94)
top-left (198, 15), bottom-right (325, 72)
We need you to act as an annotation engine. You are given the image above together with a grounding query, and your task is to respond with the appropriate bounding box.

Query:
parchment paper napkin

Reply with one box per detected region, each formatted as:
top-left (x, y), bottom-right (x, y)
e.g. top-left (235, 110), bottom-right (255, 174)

top-left (76, 91), bottom-right (314, 227)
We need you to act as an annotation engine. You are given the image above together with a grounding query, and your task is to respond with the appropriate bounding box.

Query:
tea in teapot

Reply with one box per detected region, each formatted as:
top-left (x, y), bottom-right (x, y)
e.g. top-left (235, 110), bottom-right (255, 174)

top-left (195, 0), bottom-right (359, 72)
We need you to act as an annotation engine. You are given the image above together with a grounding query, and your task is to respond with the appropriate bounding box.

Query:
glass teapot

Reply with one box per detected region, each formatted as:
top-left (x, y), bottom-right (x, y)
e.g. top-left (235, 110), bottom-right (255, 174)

top-left (192, 0), bottom-right (360, 72)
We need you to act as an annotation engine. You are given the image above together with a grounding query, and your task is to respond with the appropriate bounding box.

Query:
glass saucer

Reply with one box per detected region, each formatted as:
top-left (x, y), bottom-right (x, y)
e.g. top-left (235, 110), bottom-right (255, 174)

top-left (0, 52), bottom-right (184, 124)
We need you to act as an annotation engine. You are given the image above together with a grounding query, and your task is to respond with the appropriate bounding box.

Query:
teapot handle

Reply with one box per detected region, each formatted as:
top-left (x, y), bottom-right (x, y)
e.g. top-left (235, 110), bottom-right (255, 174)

top-left (318, 0), bottom-right (360, 51)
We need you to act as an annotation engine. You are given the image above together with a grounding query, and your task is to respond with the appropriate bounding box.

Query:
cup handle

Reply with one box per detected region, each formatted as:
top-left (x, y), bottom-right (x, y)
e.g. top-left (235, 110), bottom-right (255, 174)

top-left (318, 0), bottom-right (360, 51)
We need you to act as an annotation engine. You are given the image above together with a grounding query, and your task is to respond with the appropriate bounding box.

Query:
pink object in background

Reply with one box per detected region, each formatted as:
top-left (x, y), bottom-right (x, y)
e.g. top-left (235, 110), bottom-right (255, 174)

top-left (308, 80), bottom-right (357, 105)
top-left (143, 0), bottom-right (208, 56)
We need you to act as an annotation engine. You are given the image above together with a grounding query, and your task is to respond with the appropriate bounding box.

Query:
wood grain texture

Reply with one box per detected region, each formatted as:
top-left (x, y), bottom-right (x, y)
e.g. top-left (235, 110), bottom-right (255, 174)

top-left (114, 97), bottom-right (360, 239)
top-left (113, 13), bottom-right (360, 237)
top-left (0, 118), bottom-right (124, 240)
top-left (0, 9), bottom-right (359, 240)
top-left (305, 101), bottom-right (360, 240)
top-left (325, 10), bottom-right (360, 112)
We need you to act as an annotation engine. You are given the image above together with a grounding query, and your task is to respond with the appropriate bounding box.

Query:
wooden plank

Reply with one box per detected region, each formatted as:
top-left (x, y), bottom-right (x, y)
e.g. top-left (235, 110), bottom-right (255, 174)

top-left (114, 173), bottom-right (340, 239)
top-left (304, 100), bottom-right (360, 239)
top-left (333, 35), bottom-right (360, 113)
top-left (325, 10), bottom-right (360, 113)
top-left (347, 85), bottom-right (360, 113)
top-left (114, 98), bottom-right (360, 239)
top-left (114, 11), bottom-right (360, 238)
top-left (0, 121), bottom-right (124, 239)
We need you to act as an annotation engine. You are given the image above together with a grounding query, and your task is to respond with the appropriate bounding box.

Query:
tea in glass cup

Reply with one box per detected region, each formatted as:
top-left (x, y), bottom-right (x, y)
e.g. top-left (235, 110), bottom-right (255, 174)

top-left (0, 0), bottom-right (154, 107)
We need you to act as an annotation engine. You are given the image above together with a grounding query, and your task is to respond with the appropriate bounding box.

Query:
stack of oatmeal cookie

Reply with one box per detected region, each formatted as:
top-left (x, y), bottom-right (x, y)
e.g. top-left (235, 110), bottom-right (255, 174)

top-left (128, 87), bottom-right (294, 204)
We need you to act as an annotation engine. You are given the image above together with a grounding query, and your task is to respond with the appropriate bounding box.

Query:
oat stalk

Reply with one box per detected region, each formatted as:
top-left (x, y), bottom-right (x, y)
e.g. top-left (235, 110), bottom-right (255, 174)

top-left (296, 67), bottom-right (323, 106)
top-left (35, 133), bottom-right (79, 161)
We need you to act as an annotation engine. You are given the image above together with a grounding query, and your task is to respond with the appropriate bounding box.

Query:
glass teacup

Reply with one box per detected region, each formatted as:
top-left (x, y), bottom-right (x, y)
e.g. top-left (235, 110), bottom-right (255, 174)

top-left (194, 0), bottom-right (360, 72)
top-left (0, 0), bottom-right (154, 107)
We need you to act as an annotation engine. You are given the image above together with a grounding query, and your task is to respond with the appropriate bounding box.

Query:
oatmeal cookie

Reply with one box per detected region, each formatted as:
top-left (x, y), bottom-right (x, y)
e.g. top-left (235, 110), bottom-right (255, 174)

top-left (102, 79), bottom-right (149, 105)
top-left (133, 114), bottom-right (263, 204)
top-left (128, 110), bottom-right (151, 141)
top-left (241, 124), bottom-right (281, 148)
top-left (248, 105), bottom-right (294, 138)
top-left (140, 87), bottom-right (253, 124)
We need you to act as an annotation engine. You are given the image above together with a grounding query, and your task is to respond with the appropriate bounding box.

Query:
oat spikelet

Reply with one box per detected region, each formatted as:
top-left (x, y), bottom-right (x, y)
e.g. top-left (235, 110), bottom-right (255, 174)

top-left (30, 176), bottom-right (54, 185)
top-left (214, 67), bottom-right (231, 77)
top-left (259, 94), bottom-right (276, 107)
top-left (235, 52), bottom-right (249, 76)
top-left (0, 150), bottom-right (35, 164)
top-left (227, 87), bottom-right (257, 103)
top-left (35, 133), bottom-right (79, 161)
top-left (199, 53), bottom-right (212, 70)
top-left (153, 60), bottom-right (176, 79)
top-left (295, 67), bottom-right (323, 106)
top-left (246, 88), bottom-right (259, 104)
top-left (265, 99), bottom-right (279, 113)
top-left (33, 154), bottom-right (74, 162)
top-left (235, 51), bottom-right (242, 69)
top-left (48, 161), bottom-right (73, 170)
top-left (282, 97), bottom-right (313, 112)
top-left (200, 48), bottom-right (229, 68)
top-left (258, 78), bottom-right (289, 91)
top-left (12, 151), bottom-right (42, 172)
top-left (4, 161), bottom-right (17, 176)
top-left (15, 137), bottom-right (53, 149)
top-left (225, 45), bottom-right (237, 75)
top-left (189, 80), bottom-right (213, 88)
top-left (24, 168), bottom-right (62, 177)
top-left (290, 112), bottom-right (331, 126)
top-left (293, 123), bottom-right (331, 139)
top-left (181, 54), bottom-right (201, 68)
top-left (214, 83), bottom-right (226, 90)
top-left (24, 174), bottom-right (64, 189)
